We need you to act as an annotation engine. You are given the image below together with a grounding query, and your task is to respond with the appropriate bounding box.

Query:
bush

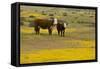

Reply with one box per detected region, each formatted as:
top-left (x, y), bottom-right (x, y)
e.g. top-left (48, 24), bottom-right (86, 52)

top-left (29, 15), bottom-right (35, 18)
top-left (49, 14), bottom-right (54, 16)
top-left (20, 21), bottom-right (24, 26)
top-left (63, 12), bottom-right (67, 16)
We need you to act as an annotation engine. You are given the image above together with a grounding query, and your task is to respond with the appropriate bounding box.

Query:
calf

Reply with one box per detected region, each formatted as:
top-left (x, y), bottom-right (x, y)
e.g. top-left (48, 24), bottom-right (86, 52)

top-left (57, 21), bottom-right (67, 37)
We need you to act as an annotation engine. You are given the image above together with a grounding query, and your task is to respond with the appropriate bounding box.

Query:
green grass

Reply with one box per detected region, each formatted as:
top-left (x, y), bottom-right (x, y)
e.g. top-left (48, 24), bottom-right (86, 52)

top-left (20, 26), bottom-right (95, 52)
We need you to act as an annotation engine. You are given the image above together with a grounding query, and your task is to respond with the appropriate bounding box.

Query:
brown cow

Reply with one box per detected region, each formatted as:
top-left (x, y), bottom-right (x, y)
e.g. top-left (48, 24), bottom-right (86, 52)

top-left (33, 18), bottom-right (54, 35)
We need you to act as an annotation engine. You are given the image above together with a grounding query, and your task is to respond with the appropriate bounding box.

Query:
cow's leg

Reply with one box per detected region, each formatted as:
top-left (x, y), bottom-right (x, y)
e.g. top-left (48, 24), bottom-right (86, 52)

top-left (34, 27), bottom-right (37, 34)
top-left (37, 28), bottom-right (40, 35)
top-left (34, 26), bottom-right (40, 35)
top-left (36, 31), bottom-right (37, 34)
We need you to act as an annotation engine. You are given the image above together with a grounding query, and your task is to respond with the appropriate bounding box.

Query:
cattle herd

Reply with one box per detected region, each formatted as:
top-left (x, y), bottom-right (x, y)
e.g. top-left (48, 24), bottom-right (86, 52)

top-left (33, 17), bottom-right (68, 37)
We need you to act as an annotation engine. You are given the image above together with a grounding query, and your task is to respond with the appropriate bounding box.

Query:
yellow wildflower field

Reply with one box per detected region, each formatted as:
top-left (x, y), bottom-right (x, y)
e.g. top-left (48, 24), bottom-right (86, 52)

top-left (20, 26), bottom-right (95, 64)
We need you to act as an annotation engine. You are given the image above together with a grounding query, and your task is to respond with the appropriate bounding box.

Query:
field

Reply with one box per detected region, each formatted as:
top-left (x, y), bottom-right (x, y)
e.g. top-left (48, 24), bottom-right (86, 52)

top-left (20, 5), bottom-right (96, 64)
top-left (20, 26), bottom-right (95, 64)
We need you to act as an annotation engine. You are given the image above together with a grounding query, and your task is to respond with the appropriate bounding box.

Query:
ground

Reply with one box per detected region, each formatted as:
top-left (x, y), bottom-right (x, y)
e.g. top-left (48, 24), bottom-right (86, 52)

top-left (20, 26), bottom-right (95, 64)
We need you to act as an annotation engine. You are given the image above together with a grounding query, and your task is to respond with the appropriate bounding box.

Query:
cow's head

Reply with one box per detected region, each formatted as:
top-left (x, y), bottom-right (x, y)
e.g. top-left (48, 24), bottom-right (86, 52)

top-left (53, 18), bottom-right (58, 25)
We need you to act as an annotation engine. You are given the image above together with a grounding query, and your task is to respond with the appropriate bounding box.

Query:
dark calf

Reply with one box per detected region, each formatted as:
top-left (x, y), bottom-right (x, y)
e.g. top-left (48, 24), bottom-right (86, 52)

top-left (57, 22), bottom-right (67, 37)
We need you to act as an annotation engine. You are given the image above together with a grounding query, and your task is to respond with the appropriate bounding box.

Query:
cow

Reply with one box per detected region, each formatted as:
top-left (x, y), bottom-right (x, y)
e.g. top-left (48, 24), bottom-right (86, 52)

top-left (33, 18), bottom-right (55, 35)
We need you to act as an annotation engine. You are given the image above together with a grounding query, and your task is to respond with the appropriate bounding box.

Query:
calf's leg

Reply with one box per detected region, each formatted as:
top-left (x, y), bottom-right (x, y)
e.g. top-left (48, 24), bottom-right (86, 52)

top-left (61, 30), bottom-right (63, 36)
top-left (62, 30), bottom-right (65, 37)
top-left (48, 28), bottom-right (52, 35)
top-left (57, 30), bottom-right (60, 36)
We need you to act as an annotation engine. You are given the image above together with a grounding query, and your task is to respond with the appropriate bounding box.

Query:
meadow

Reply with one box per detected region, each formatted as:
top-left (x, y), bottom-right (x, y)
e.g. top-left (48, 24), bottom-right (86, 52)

top-left (20, 6), bottom-right (96, 64)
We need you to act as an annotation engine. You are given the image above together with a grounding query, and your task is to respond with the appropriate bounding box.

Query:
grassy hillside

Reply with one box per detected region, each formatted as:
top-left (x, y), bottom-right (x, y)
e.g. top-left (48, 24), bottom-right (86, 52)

top-left (20, 5), bottom-right (95, 27)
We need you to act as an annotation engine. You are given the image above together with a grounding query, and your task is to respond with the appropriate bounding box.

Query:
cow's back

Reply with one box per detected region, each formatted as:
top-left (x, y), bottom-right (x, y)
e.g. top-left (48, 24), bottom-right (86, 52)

top-left (34, 19), bottom-right (53, 29)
